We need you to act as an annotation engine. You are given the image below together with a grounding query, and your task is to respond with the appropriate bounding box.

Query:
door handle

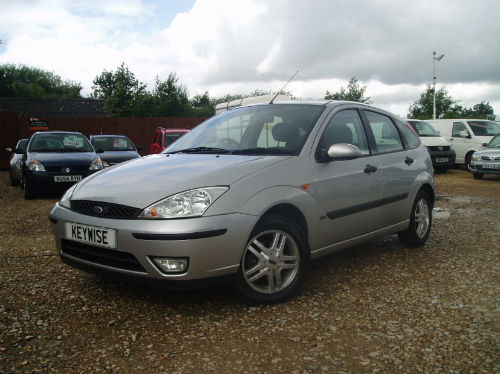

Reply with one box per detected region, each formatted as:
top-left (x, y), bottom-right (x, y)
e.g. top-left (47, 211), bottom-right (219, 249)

top-left (364, 164), bottom-right (378, 173)
top-left (405, 157), bottom-right (414, 165)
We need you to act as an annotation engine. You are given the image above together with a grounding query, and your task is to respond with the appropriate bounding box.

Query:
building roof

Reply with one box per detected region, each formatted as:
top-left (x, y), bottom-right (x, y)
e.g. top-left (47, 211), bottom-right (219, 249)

top-left (0, 97), bottom-right (109, 118)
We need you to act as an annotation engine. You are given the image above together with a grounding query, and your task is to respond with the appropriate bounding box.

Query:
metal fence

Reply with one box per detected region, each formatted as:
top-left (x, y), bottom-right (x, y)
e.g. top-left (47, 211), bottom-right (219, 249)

top-left (0, 111), bottom-right (207, 169)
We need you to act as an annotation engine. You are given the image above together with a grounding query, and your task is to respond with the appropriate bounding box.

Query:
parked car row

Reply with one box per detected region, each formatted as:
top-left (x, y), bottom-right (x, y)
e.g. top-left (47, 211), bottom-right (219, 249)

top-left (406, 118), bottom-right (500, 178)
top-left (5, 132), bottom-right (143, 199)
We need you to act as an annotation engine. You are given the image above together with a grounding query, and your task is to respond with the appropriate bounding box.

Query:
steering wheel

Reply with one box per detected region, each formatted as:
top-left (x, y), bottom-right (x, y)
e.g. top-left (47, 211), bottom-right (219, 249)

top-left (218, 137), bottom-right (240, 147)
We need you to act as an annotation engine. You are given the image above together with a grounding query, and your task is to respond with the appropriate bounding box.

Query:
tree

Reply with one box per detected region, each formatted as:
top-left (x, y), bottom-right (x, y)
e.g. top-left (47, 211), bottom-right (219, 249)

top-left (325, 77), bottom-right (372, 104)
top-left (470, 102), bottom-right (495, 120)
top-left (408, 85), bottom-right (495, 120)
top-left (408, 84), bottom-right (456, 119)
top-left (190, 91), bottom-right (215, 117)
top-left (151, 73), bottom-right (191, 117)
top-left (92, 63), bottom-right (148, 117)
top-left (0, 64), bottom-right (82, 98)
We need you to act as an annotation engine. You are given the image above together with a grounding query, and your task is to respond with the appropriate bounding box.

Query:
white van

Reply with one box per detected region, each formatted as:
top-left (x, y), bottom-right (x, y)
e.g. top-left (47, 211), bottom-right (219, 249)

top-left (407, 119), bottom-right (455, 172)
top-left (427, 119), bottom-right (500, 167)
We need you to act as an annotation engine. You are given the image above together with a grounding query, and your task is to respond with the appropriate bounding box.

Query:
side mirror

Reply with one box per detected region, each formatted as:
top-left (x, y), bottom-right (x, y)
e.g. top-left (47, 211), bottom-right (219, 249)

top-left (136, 145), bottom-right (143, 152)
top-left (459, 130), bottom-right (470, 138)
top-left (5, 147), bottom-right (12, 152)
top-left (328, 143), bottom-right (362, 159)
top-left (96, 148), bottom-right (105, 154)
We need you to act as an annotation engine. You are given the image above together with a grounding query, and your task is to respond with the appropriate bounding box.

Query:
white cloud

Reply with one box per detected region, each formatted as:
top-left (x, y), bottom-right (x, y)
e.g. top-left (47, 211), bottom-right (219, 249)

top-left (0, 0), bottom-right (499, 115)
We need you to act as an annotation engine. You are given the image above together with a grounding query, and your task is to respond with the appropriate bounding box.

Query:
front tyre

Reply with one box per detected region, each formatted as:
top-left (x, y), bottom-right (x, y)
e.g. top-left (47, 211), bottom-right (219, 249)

top-left (473, 172), bottom-right (484, 180)
top-left (22, 175), bottom-right (34, 200)
top-left (398, 190), bottom-right (432, 247)
top-left (232, 215), bottom-right (310, 305)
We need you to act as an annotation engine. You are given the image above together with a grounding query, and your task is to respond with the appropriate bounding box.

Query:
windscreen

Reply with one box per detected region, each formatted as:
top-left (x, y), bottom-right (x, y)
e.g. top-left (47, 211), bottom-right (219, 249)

top-left (166, 104), bottom-right (325, 155)
top-left (408, 121), bottom-right (440, 137)
top-left (487, 135), bottom-right (500, 149)
top-left (29, 133), bottom-right (94, 153)
top-left (91, 136), bottom-right (135, 151)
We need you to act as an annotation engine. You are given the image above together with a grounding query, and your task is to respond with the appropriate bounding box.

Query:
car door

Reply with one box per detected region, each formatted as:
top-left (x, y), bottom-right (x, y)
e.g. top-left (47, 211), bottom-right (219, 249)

top-left (362, 110), bottom-right (417, 227)
top-left (150, 130), bottom-right (162, 154)
top-left (312, 108), bottom-right (384, 248)
top-left (450, 121), bottom-right (472, 164)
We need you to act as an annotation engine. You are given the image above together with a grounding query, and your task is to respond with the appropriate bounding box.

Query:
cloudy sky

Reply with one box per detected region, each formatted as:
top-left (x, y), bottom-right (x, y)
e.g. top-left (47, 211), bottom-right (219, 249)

top-left (1, 0), bottom-right (499, 117)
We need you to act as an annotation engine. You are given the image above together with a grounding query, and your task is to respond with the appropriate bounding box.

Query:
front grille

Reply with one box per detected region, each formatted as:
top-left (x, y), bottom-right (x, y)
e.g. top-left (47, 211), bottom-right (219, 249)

top-left (46, 165), bottom-right (90, 172)
top-left (71, 200), bottom-right (142, 219)
top-left (61, 239), bottom-right (146, 272)
top-left (428, 146), bottom-right (450, 151)
top-left (481, 156), bottom-right (500, 161)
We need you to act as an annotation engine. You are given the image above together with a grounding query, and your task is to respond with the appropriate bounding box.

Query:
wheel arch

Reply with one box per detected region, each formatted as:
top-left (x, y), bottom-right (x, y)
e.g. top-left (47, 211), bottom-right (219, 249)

top-left (419, 183), bottom-right (435, 208)
top-left (258, 203), bottom-right (309, 247)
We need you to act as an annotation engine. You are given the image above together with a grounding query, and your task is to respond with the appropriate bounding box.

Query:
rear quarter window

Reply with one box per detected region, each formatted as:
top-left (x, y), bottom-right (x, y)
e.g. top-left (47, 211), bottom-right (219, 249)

top-left (399, 121), bottom-right (421, 149)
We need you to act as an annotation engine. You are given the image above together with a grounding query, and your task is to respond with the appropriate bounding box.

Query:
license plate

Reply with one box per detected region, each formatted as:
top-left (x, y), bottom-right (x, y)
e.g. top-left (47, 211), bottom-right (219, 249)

top-left (65, 222), bottom-right (117, 249)
top-left (483, 163), bottom-right (500, 169)
top-left (55, 175), bottom-right (82, 182)
top-left (436, 158), bottom-right (448, 163)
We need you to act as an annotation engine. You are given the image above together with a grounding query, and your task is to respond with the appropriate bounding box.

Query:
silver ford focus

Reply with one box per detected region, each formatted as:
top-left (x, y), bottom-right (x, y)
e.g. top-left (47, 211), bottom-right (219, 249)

top-left (49, 101), bottom-right (434, 304)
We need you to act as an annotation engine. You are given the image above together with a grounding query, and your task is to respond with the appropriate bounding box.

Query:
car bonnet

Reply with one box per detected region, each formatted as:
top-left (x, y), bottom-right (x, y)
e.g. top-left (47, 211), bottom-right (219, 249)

top-left (30, 151), bottom-right (98, 166)
top-left (70, 153), bottom-right (289, 208)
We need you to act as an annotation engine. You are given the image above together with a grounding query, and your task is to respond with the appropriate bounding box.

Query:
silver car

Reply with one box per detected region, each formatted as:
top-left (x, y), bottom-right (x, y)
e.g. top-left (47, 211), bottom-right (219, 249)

top-left (49, 101), bottom-right (434, 304)
top-left (6, 138), bottom-right (29, 186)
top-left (469, 134), bottom-right (500, 179)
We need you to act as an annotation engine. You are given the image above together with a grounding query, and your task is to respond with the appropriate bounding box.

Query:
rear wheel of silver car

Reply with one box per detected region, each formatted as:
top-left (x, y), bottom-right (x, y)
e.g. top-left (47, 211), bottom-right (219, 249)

top-left (233, 215), bottom-right (309, 304)
top-left (398, 190), bottom-right (432, 247)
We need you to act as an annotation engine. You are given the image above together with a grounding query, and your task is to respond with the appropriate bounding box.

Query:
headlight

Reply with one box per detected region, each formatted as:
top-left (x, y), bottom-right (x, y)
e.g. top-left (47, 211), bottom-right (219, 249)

top-left (471, 153), bottom-right (481, 161)
top-left (138, 187), bottom-right (228, 219)
top-left (89, 158), bottom-right (103, 170)
top-left (59, 184), bottom-right (77, 209)
top-left (28, 159), bottom-right (46, 171)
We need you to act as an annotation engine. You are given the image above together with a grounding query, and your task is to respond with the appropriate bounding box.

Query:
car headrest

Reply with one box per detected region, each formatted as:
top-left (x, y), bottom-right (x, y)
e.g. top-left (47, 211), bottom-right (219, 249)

top-left (272, 123), bottom-right (297, 143)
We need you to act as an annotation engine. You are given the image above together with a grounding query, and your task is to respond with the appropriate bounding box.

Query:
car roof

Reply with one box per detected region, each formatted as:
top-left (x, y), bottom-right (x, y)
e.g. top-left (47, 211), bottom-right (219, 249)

top-left (33, 131), bottom-right (84, 136)
top-left (90, 134), bottom-right (128, 138)
top-left (156, 128), bottom-right (190, 132)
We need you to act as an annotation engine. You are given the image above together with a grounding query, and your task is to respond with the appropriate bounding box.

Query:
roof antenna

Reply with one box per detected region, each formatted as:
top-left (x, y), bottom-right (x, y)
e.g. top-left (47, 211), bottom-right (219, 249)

top-left (269, 70), bottom-right (299, 104)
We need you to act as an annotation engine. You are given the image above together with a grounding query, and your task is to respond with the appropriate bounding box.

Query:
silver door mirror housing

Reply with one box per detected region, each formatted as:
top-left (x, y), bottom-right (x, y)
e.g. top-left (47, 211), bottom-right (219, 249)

top-left (327, 143), bottom-right (362, 159)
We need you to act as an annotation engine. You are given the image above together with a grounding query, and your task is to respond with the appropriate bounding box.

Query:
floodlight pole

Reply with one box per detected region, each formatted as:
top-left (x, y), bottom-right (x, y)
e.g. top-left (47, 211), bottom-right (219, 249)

top-left (432, 51), bottom-right (444, 119)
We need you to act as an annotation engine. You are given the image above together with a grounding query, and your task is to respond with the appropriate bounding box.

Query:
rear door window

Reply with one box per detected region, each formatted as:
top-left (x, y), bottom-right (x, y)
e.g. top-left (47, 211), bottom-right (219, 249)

top-left (364, 111), bottom-right (403, 153)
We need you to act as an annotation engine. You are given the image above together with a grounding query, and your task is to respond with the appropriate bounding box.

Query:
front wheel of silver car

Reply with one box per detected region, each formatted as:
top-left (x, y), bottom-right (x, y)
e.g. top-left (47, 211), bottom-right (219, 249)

top-left (232, 215), bottom-right (309, 304)
top-left (398, 190), bottom-right (432, 247)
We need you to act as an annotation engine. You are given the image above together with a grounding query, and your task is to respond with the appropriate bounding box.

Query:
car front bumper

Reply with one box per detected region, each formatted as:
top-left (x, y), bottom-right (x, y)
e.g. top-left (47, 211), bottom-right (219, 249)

top-left (49, 202), bottom-right (256, 283)
top-left (427, 149), bottom-right (456, 169)
top-left (468, 161), bottom-right (500, 175)
top-left (26, 170), bottom-right (97, 193)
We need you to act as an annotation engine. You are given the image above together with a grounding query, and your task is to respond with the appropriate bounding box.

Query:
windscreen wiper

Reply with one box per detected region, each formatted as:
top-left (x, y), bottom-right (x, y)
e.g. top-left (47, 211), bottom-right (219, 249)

top-left (167, 147), bottom-right (231, 154)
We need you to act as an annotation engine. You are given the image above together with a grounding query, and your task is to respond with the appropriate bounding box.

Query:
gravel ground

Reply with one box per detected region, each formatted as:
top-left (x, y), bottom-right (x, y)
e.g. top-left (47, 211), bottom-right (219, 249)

top-left (0, 169), bottom-right (499, 374)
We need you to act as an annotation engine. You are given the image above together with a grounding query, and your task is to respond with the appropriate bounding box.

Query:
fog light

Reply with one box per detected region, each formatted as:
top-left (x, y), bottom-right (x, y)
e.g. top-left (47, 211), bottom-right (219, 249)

top-left (152, 257), bottom-right (188, 274)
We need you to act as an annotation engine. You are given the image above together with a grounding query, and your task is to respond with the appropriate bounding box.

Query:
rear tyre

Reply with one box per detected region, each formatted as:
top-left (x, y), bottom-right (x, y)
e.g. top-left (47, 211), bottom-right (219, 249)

top-left (465, 152), bottom-right (473, 170)
top-left (473, 173), bottom-right (484, 180)
top-left (398, 190), bottom-right (432, 247)
top-left (232, 215), bottom-right (310, 305)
